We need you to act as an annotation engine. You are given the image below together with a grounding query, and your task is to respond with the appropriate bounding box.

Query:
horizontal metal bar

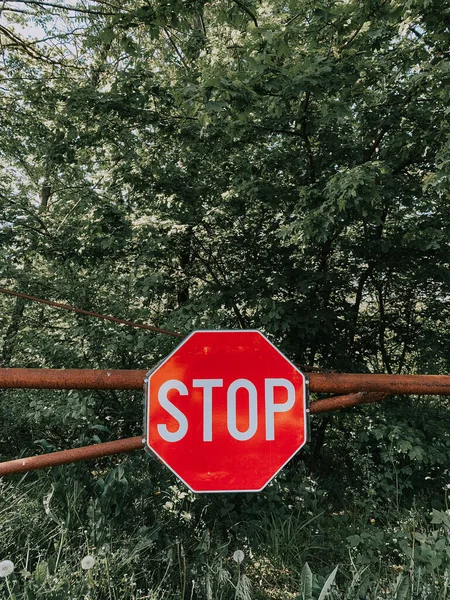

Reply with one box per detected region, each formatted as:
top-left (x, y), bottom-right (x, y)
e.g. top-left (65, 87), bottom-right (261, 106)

top-left (0, 368), bottom-right (148, 390)
top-left (0, 436), bottom-right (144, 476)
top-left (310, 373), bottom-right (450, 396)
top-left (310, 391), bottom-right (388, 413)
top-left (0, 369), bottom-right (449, 395)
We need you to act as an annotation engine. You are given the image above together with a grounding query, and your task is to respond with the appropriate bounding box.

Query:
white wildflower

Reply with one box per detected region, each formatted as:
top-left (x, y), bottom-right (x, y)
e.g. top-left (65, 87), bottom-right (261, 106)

top-left (233, 550), bottom-right (244, 564)
top-left (0, 560), bottom-right (14, 577)
top-left (81, 555), bottom-right (96, 570)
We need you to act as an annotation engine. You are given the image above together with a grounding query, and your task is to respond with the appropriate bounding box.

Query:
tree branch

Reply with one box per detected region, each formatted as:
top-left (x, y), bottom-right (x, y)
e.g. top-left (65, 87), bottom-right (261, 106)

top-left (301, 91), bottom-right (315, 182)
top-left (285, 12), bottom-right (302, 27)
top-left (163, 27), bottom-right (189, 70)
top-left (363, 127), bottom-right (388, 162)
top-left (14, 0), bottom-right (116, 16)
top-left (230, 0), bottom-right (258, 28)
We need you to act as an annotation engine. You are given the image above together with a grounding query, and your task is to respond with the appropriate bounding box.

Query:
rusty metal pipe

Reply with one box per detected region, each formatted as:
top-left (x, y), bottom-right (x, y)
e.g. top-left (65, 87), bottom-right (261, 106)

top-left (0, 436), bottom-right (144, 476)
top-left (309, 373), bottom-right (450, 396)
top-left (310, 392), bottom-right (389, 413)
top-left (0, 368), bottom-right (148, 390)
top-left (0, 369), bottom-right (449, 395)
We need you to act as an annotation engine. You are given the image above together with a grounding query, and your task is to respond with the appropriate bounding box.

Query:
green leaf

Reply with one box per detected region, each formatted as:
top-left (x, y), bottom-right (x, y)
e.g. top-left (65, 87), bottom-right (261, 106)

top-left (318, 565), bottom-right (338, 600)
top-left (99, 27), bottom-right (115, 43)
top-left (395, 575), bottom-right (410, 600)
top-left (347, 535), bottom-right (361, 547)
top-left (300, 563), bottom-right (313, 600)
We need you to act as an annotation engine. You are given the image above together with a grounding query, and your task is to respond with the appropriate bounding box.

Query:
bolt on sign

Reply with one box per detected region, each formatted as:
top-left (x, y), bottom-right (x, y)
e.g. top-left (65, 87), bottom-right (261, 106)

top-left (144, 330), bottom-right (308, 492)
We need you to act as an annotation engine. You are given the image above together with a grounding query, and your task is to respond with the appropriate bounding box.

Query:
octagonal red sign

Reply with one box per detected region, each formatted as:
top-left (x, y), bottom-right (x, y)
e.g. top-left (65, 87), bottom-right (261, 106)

top-left (144, 330), bottom-right (307, 492)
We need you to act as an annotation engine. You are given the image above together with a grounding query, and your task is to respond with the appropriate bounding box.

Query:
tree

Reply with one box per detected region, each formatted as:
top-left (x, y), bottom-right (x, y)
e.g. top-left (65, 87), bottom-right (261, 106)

top-left (0, 0), bottom-right (448, 453)
top-left (1, 1), bottom-right (450, 597)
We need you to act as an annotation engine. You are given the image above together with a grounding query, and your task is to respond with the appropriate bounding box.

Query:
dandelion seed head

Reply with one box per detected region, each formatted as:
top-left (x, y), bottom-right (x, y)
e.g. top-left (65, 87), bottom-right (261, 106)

top-left (233, 550), bottom-right (245, 564)
top-left (81, 555), bottom-right (95, 570)
top-left (0, 560), bottom-right (14, 578)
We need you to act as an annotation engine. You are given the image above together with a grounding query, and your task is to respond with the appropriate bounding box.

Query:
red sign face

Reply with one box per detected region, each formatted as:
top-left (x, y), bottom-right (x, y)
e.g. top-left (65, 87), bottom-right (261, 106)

top-left (145, 330), bottom-right (307, 492)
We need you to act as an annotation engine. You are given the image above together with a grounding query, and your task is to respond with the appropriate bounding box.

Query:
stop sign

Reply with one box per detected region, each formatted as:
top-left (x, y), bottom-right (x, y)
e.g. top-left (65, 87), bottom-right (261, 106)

top-left (144, 330), bottom-right (307, 492)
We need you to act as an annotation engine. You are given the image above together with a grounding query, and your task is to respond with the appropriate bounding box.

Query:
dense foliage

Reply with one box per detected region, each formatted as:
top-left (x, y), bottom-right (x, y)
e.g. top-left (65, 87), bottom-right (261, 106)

top-left (0, 0), bottom-right (449, 598)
